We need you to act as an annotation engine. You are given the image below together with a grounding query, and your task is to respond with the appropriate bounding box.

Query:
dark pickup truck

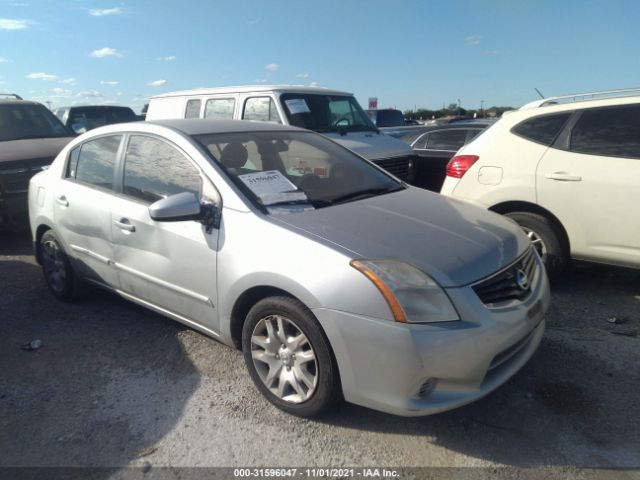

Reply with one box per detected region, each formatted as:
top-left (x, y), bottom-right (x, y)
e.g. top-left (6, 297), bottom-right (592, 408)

top-left (0, 97), bottom-right (73, 230)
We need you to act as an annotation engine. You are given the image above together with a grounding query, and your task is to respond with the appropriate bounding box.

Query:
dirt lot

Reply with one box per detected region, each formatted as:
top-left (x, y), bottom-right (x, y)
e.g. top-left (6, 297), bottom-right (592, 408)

top-left (1, 231), bottom-right (639, 478)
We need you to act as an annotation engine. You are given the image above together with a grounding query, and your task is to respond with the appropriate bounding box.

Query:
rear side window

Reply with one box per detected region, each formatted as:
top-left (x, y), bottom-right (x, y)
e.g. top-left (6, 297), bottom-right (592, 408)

top-left (123, 135), bottom-right (201, 203)
top-left (570, 106), bottom-right (640, 158)
top-left (205, 98), bottom-right (235, 119)
top-left (426, 130), bottom-right (468, 150)
top-left (512, 113), bottom-right (571, 145)
top-left (185, 99), bottom-right (202, 119)
top-left (73, 135), bottom-right (122, 189)
top-left (242, 97), bottom-right (282, 124)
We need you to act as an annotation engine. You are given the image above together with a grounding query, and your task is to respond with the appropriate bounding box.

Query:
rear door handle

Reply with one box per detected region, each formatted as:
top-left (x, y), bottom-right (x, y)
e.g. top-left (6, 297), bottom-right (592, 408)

top-left (55, 194), bottom-right (69, 207)
top-left (113, 218), bottom-right (136, 232)
top-left (545, 172), bottom-right (582, 182)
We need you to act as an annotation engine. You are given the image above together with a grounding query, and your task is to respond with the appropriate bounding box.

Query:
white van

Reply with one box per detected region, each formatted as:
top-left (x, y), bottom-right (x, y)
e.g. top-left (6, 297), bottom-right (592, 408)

top-left (146, 85), bottom-right (415, 181)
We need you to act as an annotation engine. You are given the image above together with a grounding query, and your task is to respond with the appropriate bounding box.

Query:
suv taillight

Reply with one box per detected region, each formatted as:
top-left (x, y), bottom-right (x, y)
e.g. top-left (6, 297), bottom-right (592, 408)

top-left (446, 155), bottom-right (479, 178)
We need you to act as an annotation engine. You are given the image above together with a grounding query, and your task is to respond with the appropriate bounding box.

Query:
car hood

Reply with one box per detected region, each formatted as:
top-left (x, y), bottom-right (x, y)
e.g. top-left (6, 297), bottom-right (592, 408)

top-left (272, 187), bottom-right (530, 287)
top-left (0, 137), bottom-right (73, 164)
top-left (323, 131), bottom-right (413, 161)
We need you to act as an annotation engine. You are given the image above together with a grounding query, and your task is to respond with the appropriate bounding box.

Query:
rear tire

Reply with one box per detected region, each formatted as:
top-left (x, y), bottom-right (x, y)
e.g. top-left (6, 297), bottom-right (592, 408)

top-left (39, 230), bottom-right (85, 302)
top-left (242, 296), bottom-right (340, 418)
top-left (505, 212), bottom-right (567, 276)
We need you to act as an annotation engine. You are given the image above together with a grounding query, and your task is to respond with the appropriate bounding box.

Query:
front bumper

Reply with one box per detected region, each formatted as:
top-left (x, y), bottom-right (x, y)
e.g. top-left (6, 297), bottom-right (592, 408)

top-left (313, 255), bottom-right (550, 416)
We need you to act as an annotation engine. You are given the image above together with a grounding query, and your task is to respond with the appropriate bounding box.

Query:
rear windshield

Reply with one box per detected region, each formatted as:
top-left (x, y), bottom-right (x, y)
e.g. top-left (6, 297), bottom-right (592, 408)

top-left (0, 103), bottom-right (70, 141)
top-left (68, 107), bottom-right (136, 130)
top-left (369, 109), bottom-right (405, 127)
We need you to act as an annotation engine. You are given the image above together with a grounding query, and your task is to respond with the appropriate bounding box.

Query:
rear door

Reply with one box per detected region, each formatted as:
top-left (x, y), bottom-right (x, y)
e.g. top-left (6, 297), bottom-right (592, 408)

top-left (53, 134), bottom-right (123, 287)
top-left (536, 105), bottom-right (640, 266)
top-left (109, 133), bottom-right (221, 331)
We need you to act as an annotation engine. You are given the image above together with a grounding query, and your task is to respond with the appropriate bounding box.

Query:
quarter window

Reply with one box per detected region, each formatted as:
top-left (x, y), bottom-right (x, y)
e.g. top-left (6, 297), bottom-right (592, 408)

top-left (205, 98), bottom-right (235, 119)
top-left (512, 113), bottom-right (571, 145)
top-left (73, 135), bottom-right (122, 189)
top-left (242, 97), bottom-right (282, 124)
top-left (570, 106), bottom-right (640, 158)
top-left (123, 135), bottom-right (201, 203)
top-left (185, 99), bottom-right (202, 119)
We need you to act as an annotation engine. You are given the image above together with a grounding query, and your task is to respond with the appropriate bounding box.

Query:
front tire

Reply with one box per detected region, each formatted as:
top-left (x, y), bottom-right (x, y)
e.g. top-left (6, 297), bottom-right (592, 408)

top-left (505, 211), bottom-right (567, 276)
top-left (242, 296), bottom-right (340, 417)
top-left (39, 230), bottom-right (85, 302)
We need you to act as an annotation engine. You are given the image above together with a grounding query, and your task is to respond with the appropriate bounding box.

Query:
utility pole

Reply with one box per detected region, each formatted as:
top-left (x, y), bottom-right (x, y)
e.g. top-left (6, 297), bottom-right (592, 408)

top-left (45, 101), bottom-right (52, 110)
top-left (480, 100), bottom-right (484, 117)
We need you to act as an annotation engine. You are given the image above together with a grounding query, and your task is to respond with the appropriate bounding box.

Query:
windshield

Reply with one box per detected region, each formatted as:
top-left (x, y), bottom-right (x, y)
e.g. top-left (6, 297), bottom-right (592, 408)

top-left (280, 94), bottom-right (377, 134)
top-left (67, 107), bottom-right (136, 131)
top-left (194, 130), bottom-right (403, 212)
top-left (0, 104), bottom-right (70, 141)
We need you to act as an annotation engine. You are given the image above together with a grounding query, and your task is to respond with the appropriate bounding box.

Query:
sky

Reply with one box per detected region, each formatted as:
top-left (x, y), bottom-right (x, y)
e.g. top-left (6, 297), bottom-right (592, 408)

top-left (1, 0), bottom-right (639, 114)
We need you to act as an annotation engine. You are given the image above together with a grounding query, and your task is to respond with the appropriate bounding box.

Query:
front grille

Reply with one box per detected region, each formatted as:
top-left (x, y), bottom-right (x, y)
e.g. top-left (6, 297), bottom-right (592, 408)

top-left (472, 248), bottom-right (538, 306)
top-left (375, 155), bottom-right (411, 181)
top-left (0, 157), bottom-right (52, 195)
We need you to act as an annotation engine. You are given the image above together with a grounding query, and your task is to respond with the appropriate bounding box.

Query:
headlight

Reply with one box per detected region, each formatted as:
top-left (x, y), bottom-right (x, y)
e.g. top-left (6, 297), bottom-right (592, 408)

top-left (350, 260), bottom-right (459, 323)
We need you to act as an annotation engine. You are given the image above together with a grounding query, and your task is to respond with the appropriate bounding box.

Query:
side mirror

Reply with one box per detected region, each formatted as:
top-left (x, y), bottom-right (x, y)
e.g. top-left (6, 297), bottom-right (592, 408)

top-left (148, 192), bottom-right (221, 233)
top-left (149, 192), bottom-right (202, 222)
top-left (71, 123), bottom-right (87, 135)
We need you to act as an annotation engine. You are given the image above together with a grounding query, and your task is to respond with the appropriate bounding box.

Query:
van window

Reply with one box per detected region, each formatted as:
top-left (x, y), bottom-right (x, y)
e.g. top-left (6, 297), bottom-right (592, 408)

top-left (205, 98), bottom-right (235, 119)
top-left (185, 99), bottom-right (202, 119)
top-left (242, 97), bottom-right (282, 124)
top-left (570, 106), bottom-right (640, 158)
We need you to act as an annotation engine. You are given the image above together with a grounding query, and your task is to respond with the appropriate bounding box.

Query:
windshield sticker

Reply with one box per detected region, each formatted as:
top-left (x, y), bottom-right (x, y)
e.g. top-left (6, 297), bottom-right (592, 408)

top-left (284, 99), bottom-right (311, 115)
top-left (238, 170), bottom-right (310, 206)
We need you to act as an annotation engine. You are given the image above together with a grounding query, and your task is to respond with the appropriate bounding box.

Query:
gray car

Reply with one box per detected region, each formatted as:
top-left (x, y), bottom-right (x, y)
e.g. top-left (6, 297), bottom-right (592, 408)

top-left (28, 119), bottom-right (550, 417)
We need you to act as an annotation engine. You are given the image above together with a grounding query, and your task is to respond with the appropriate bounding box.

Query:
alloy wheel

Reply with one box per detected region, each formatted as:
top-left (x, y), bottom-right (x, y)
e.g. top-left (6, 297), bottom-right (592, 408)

top-left (522, 226), bottom-right (548, 262)
top-left (41, 239), bottom-right (67, 293)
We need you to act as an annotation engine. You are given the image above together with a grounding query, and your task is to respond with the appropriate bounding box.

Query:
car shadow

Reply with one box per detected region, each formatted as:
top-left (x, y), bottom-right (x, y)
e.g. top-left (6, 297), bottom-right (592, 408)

top-left (0, 259), bottom-right (200, 474)
top-left (0, 230), bottom-right (33, 256)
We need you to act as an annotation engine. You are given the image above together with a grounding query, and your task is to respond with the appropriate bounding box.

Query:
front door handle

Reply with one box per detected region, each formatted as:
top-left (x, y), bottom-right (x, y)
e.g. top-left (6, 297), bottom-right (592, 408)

top-left (113, 218), bottom-right (136, 232)
top-left (545, 172), bottom-right (582, 182)
top-left (55, 194), bottom-right (69, 207)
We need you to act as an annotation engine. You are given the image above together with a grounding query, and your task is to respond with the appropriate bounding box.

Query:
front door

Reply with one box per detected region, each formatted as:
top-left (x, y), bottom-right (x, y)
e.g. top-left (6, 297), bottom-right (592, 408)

top-left (110, 134), bottom-right (221, 332)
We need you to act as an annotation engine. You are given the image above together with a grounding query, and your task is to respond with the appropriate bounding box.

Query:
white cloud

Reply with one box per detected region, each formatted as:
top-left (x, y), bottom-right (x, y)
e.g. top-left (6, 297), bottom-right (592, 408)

top-left (100, 80), bottom-right (119, 85)
top-left (248, 18), bottom-right (261, 25)
top-left (265, 63), bottom-right (279, 72)
top-left (77, 90), bottom-right (104, 98)
top-left (484, 49), bottom-right (498, 56)
top-left (50, 87), bottom-right (72, 96)
top-left (157, 55), bottom-right (176, 61)
top-left (296, 73), bottom-right (309, 79)
top-left (309, 81), bottom-right (318, 87)
top-left (255, 78), bottom-right (268, 83)
top-left (0, 57), bottom-right (8, 63)
top-left (0, 18), bottom-right (31, 30)
top-left (90, 47), bottom-right (121, 58)
top-left (59, 77), bottom-right (76, 85)
top-left (89, 7), bottom-right (123, 16)
top-left (464, 36), bottom-right (482, 45)
top-left (147, 79), bottom-right (166, 87)
top-left (26, 72), bottom-right (57, 81)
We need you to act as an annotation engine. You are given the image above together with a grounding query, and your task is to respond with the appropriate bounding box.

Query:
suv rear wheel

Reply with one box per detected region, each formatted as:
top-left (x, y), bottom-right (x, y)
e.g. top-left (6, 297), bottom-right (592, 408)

top-left (505, 212), bottom-right (567, 276)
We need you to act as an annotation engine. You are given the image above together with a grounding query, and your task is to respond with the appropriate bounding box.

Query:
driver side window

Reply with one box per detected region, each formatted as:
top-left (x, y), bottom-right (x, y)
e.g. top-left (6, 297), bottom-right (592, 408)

top-left (123, 135), bottom-right (202, 204)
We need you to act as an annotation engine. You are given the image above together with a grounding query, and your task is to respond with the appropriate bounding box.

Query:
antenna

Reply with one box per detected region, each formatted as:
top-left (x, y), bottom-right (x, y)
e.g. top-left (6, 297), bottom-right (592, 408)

top-left (534, 88), bottom-right (545, 99)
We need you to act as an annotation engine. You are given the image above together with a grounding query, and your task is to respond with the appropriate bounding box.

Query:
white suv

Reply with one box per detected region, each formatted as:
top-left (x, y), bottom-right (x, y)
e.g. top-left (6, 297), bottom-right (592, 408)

top-left (441, 89), bottom-right (640, 274)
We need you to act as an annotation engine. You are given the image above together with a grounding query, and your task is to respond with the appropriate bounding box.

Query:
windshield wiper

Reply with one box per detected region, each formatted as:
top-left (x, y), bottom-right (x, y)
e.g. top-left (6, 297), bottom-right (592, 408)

top-left (263, 198), bottom-right (332, 209)
top-left (330, 185), bottom-right (404, 205)
top-left (7, 134), bottom-right (68, 141)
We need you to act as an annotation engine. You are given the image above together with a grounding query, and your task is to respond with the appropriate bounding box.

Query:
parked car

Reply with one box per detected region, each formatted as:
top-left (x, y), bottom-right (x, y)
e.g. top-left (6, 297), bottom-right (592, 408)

top-left (399, 121), bottom-right (493, 191)
top-left (146, 85), bottom-right (416, 182)
top-left (30, 119), bottom-right (549, 417)
top-left (366, 108), bottom-right (406, 127)
top-left (0, 97), bottom-right (73, 230)
top-left (54, 105), bottom-right (138, 134)
top-left (441, 89), bottom-right (640, 275)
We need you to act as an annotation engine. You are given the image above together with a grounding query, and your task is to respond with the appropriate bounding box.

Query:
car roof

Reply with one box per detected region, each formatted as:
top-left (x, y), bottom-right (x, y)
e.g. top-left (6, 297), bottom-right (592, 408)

top-left (59, 105), bottom-right (133, 110)
top-left (0, 99), bottom-right (43, 106)
top-left (150, 84), bottom-right (353, 99)
top-left (147, 119), bottom-right (307, 136)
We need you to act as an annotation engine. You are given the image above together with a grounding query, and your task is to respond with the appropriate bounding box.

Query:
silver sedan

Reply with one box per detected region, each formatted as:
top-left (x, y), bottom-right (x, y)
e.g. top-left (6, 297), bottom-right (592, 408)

top-left (29, 119), bottom-right (550, 417)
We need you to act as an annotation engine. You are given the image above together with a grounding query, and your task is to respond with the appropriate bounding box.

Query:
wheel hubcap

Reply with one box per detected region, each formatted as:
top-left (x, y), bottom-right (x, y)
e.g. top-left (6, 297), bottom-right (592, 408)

top-left (522, 227), bottom-right (548, 262)
top-left (41, 239), bottom-right (67, 293)
top-left (250, 315), bottom-right (318, 404)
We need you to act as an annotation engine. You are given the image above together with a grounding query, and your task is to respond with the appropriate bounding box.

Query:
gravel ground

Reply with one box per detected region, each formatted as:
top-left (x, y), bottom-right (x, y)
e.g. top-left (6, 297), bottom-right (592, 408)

top-left (1, 231), bottom-right (639, 478)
